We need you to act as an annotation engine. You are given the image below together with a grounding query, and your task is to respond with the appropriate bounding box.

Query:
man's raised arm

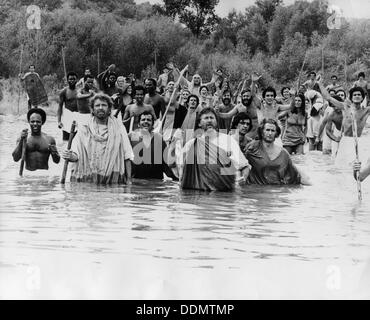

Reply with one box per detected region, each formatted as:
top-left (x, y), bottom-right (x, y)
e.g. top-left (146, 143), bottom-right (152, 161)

top-left (316, 75), bottom-right (346, 110)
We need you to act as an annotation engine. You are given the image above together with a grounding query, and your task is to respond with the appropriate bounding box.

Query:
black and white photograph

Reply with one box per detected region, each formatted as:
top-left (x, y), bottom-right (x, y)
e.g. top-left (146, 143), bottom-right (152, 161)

top-left (0, 0), bottom-right (369, 300)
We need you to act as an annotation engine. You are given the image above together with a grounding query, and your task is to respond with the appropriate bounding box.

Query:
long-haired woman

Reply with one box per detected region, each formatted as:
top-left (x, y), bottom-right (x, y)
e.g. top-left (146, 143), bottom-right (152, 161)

top-left (281, 94), bottom-right (307, 155)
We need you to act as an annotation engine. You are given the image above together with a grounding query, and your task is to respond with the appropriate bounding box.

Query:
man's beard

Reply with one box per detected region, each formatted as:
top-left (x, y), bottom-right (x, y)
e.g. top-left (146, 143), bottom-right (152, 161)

top-left (222, 98), bottom-right (231, 106)
top-left (242, 98), bottom-right (252, 106)
top-left (69, 83), bottom-right (76, 90)
top-left (202, 123), bottom-right (217, 131)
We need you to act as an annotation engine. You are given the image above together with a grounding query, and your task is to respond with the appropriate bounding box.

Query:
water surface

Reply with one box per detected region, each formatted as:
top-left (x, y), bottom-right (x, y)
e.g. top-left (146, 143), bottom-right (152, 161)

top-left (1, 114), bottom-right (370, 299)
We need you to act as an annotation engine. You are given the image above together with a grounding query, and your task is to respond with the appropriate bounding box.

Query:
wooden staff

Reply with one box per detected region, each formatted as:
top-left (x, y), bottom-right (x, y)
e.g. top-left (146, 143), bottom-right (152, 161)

top-left (61, 121), bottom-right (76, 184)
top-left (19, 136), bottom-right (27, 177)
top-left (297, 53), bottom-right (307, 92)
top-left (321, 46), bottom-right (325, 76)
top-left (97, 48), bottom-right (101, 76)
top-left (350, 110), bottom-right (362, 201)
top-left (62, 47), bottom-right (67, 83)
top-left (129, 116), bottom-right (134, 134)
top-left (154, 65), bottom-right (189, 134)
top-left (17, 44), bottom-right (24, 115)
top-left (35, 29), bottom-right (40, 68)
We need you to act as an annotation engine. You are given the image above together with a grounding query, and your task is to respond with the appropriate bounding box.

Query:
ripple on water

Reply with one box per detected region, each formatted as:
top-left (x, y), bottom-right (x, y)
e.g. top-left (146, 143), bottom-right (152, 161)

top-left (0, 115), bottom-right (370, 271)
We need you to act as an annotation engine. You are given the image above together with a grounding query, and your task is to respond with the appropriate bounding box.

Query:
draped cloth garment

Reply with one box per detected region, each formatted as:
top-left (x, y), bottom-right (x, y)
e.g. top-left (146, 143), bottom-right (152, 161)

top-left (70, 115), bottom-right (134, 184)
top-left (181, 137), bottom-right (237, 191)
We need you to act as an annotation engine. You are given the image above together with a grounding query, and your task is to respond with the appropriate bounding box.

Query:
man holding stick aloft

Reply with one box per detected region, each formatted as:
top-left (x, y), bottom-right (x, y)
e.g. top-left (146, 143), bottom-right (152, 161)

top-left (317, 75), bottom-right (370, 169)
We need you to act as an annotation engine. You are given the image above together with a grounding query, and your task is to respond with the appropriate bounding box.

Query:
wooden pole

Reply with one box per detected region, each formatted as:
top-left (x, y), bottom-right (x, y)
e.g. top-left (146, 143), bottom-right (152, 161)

top-left (321, 46), bottom-right (325, 76)
top-left (19, 137), bottom-right (27, 177)
top-left (297, 53), bottom-right (307, 92)
top-left (17, 44), bottom-right (24, 115)
top-left (97, 48), bottom-right (101, 76)
top-left (351, 110), bottom-right (362, 201)
top-left (154, 65), bottom-right (189, 134)
top-left (154, 48), bottom-right (158, 75)
top-left (35, 29), bottom-right (39, 69)
top-left (61, 121), bottom-right (76, 184)
top-left (129, 116), bottom-right (134, 134)
top-left (62, 47), bottom-right (67, 84)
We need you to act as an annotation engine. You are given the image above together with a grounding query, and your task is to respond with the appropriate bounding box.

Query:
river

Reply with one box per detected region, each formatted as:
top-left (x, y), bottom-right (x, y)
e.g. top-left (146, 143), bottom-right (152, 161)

top-left (0, 114), bottom-right (369, 299)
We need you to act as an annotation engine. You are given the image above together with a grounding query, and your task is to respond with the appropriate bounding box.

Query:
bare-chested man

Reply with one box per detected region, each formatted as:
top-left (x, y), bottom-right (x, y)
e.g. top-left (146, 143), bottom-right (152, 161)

top-left (123, 85), bottom-right (157, 132)
top-left (144, 78), bottom-right (166, 120)
top-left (353, 72), bottom-right (370, 107)
top-left (260, 86), bottom-right (291, 122)
top-left (353, 72), bottom-right (370, 96)
top-left (326, 74), bottom-right (343, 92)
top-left (317, 94), bottom-right (344, 158)
top-left (58, 72), bottom-right (78, 141)
top-left (76, 67), bottom-right (99, 90)
top-left (76, 74), bottom-right (99, 127)
top-left (12, 108), bottom-right (60, 171)
top-left (214, 90), bottom-right (235, 132)
top-left (215, 74), bottom-right (261, 139)
top-left (318, 75), bottom-right (370, 167)
top-left (97, 64), bottom-right (119, 97)
top-left (303, 71), bottom-right (320, 92)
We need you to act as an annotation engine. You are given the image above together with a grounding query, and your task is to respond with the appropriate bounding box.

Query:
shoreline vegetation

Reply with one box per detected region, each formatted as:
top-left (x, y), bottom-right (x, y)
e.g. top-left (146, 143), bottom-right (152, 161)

top-left (0, 0), bottom-right (370, 116)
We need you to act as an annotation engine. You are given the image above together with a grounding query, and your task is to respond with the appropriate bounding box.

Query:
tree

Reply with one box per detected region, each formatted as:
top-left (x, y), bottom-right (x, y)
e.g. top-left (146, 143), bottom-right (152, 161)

top-left (20, 0), bottom-right (63, 10)
top-left (71, 0), bottom-right (140, 22)
top-left (268, 6), bottom-right (293, 54)
top-left (237, 13), bottom-right (269, 54)
top-left (270, 32), bottom-right (308, 82)
top-left (212, 10), bottom-right (248, 48)
top-left (286, 0), bottom-right (329, 44)
top-left (155, 0), bottom-right (220, 38)
top-left (153, 0), bottom-right (188, 18)
top-left (254, 0), bottom-right (282, 23)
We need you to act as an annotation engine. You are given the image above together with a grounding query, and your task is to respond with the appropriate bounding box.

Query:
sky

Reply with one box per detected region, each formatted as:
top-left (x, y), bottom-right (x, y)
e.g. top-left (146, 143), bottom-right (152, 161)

top-left (136, 0), bottom-right (370, 19)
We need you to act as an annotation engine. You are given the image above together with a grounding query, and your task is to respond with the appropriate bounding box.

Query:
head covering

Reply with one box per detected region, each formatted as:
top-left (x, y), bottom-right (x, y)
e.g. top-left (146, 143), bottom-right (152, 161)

top-left (27, 108), bottom-right (46, 124)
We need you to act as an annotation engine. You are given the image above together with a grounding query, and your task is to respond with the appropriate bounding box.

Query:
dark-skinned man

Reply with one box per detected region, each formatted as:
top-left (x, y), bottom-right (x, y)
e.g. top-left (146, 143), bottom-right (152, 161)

top-left (12, 108), bottom-right (60, 171)
top-left (144, 78), bottom-right (166, 120)
top-left (58, 72), bottom-right (79, 141)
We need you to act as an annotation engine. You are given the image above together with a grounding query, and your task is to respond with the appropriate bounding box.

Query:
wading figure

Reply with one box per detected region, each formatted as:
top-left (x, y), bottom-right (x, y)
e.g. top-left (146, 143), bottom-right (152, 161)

top-left (244, 119), bottom-right (309, 185)
top-left (58, 72), bottom-right (79, 141)
top-left (123, 85), bottom-right (156, 132)
top-left (62, 94), bottom-right (134, 184)
top-left (215, 74), bottom-right (261, 139)
top-left (144, 78), bottom-right (166, 120)
top-left (230, 113), bottom-right (253, 152)
top-left (129, 112), bottom-right (177, 180)
top-left (318, 76), bottom-right (370, 168)
top-left (179, 108), bottom-right (250, 191)
top-left (280, 94), bottom-right (307, 155)
top-left (12, 108), bottom-right (60, 171)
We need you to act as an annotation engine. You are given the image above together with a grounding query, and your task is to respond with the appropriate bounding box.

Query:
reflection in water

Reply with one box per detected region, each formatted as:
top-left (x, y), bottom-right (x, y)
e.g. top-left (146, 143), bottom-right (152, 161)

top-left (0, 114), bottom-right (370, 298)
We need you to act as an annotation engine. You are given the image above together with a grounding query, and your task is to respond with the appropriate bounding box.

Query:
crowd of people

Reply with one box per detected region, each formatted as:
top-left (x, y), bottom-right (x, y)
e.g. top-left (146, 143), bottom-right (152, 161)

top-left (13, 63), bottom-right (370, 190)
